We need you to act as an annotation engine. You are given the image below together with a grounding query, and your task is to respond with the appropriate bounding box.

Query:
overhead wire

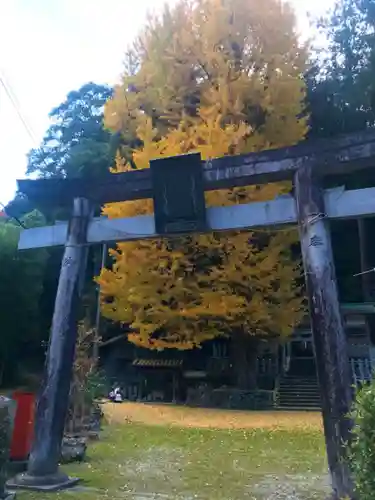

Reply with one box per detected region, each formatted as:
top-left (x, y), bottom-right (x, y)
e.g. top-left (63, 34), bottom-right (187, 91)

top-left (0, 68), bottom-right (39, 145)
top-left (0, 68), bottom-right (43, 228)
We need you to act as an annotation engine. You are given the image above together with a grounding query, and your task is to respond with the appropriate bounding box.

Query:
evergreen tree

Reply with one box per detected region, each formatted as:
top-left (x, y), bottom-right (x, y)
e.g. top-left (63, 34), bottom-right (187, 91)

top-left (27, 82), bottom-right (117, 179)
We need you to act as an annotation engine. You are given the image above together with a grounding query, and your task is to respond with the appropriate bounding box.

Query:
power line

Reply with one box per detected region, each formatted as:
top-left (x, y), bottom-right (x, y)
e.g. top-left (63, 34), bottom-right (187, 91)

top-left (0, 68), bottom-right (38, 145)
top-left (0, 69), bottom-right (38, 228)
top-left (1, 69), bottom-right (51, 174)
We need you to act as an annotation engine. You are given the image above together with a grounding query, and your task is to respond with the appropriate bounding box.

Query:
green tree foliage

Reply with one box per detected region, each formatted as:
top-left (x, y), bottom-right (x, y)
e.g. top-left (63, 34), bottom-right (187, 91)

top-left (0, 216), bottom-right (47, 386)
top-left (27, 82), bottom-right (117, 179)
top-left (349, 380), bottom-right (375, 499)
top-left (307, 0), bottom-right (375, 138)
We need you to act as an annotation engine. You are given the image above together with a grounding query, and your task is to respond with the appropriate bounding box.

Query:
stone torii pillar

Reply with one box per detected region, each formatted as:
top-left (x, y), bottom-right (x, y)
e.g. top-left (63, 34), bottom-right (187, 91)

top-left (0, 397), bottom-right (15, 500)
top-left (295, 165), bottom-right (354, 500)
top-left (8, 198), bottom-right (92, 492)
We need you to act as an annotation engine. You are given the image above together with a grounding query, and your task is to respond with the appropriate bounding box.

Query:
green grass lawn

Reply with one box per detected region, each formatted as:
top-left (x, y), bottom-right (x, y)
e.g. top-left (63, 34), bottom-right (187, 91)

top-left (15, 420), bottom-right (328, 500)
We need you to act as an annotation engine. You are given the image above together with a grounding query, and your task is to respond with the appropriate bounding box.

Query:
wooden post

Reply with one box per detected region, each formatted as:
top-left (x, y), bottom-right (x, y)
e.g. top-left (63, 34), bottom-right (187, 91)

top-left (8, 198), bottom-right (91, 492)
top-left (294, 165), bottom-right (354, 500)
top-left (357, 219), bottom-right (371, 301)
top-left (357, 219), bottom-right (375, 371)
top-left (172, 373), bottom-right (177, 404)
top-left (93, 243), bottom-right (107, 363)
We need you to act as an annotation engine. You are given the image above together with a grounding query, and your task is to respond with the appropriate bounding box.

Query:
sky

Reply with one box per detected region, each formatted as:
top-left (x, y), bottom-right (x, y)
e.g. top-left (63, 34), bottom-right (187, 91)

top-left (0, 0), bottom-right (334, 205)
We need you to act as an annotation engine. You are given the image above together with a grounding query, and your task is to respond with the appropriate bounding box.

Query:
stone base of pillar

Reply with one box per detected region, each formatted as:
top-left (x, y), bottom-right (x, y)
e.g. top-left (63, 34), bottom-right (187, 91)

top-left (6, 471), bottom-right (79, 492)
top-left (8, 460), bottom-right (28, 476)
top-left (1, 493), bottom-right (16, 500)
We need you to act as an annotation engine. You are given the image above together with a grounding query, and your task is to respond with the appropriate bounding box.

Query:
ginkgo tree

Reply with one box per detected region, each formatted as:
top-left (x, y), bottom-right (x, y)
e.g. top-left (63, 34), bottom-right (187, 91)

top-left (98, 0), bottom-right (308, 388)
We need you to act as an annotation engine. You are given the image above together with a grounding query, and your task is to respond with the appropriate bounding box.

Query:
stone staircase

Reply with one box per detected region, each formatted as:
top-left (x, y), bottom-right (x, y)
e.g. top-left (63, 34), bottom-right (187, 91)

top-left (277, 375), bottom-right (321, 411)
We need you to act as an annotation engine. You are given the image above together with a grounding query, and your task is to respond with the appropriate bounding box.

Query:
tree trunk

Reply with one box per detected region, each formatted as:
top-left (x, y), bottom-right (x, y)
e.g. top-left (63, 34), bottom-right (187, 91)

top-left (231, 332), bottom-right (258, 390)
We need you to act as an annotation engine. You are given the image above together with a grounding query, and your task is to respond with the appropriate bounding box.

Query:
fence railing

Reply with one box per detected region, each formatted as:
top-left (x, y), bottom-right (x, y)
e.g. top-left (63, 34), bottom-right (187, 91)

top-left (350, 357), bottom-right (372, 387)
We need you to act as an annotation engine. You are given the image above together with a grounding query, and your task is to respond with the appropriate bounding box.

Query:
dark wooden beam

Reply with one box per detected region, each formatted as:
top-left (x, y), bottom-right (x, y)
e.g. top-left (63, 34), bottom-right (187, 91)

top-left (8, 198), bottom-right (91, 492)
top-left (17, 129), bottom-right (375, 208)
top-left (295, 165), bottom-right (354, 499)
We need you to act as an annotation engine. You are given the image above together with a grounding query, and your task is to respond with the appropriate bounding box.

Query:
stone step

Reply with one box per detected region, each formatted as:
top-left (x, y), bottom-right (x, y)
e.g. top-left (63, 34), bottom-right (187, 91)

top-left (277, 406), bottom-right (321, 412)
top-left (277, 376), bottom-right (321, 410)
top-left (280, 378), bottom-right (318, 382)
top-left (279, 405), bottom-right (321, 410)
top-left (280, 386), bottom-right (319, 390)
top-left (280, 392), bottom-right (319, 396)
top-left (280, 382), bottom-right (319, 388)
top-left (279, 399), bottom-right (321, 406)
top-left (279, 398), bottom-right (321, 404)
top-left (279, 383), bottom-right (319, 388)
top-left (281, 376), bottom-right (318, 381)
top-left (280, 390), bottom-right (320, 394)
top-left (279, 394), bottom-right (321, 400)
top-left (280, 385), bottom-right (319, 390)
top-left (280, 379), bottom-right (318, 385)
top-left (279, 389), bottom-right (319, 394)
top-left (280, 383), bottom-right (318, 386)
top-left (280, 381), bottom-right (319, 386)
top-left (278, 397), bottom-right (321, 402)
top-left (280, 392), bottom-right (320, 396)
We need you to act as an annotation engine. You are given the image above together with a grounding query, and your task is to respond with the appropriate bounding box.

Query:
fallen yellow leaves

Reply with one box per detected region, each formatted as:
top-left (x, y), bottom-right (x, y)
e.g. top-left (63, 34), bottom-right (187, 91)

top-left (102, 402), bottom-right (323, 431)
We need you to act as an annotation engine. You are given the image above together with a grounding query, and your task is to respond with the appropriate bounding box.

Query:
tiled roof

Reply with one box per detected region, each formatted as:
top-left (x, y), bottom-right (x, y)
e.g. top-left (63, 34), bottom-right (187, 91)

top-left (132, 358), bottom-right (183, 368)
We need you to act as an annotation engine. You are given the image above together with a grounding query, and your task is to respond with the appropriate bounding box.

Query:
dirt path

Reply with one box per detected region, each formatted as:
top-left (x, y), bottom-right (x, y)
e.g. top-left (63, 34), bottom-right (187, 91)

top-left (103, 402), bottom-right (323, 430)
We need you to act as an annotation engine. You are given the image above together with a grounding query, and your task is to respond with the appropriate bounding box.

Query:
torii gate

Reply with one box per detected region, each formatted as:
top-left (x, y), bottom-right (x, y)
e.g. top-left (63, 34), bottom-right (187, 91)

top-left (8, 130), bottom-right (375, 499)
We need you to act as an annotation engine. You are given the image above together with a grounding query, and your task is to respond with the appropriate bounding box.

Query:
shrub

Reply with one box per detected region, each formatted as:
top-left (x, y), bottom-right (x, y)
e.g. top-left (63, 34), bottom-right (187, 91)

top-left (66, 321), bottom-right (107, 435)
top-left (85, 368), bottom-right (108, 405)
top-left (348, 380), bottom-right (375, 499)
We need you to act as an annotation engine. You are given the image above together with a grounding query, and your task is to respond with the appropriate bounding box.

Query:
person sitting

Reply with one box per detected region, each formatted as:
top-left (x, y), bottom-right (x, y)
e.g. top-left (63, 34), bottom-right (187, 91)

top-left (109, 386), bottom-right (123, 403)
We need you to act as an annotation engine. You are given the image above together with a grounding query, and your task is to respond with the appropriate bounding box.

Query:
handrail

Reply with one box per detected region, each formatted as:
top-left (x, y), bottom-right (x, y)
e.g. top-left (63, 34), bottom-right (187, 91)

top-left (282, 343), bottom-right (291, 374)
top-left (350, 357), bottom-right (372, 387)
top-left (273, 375), bottom-right (280, 408)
